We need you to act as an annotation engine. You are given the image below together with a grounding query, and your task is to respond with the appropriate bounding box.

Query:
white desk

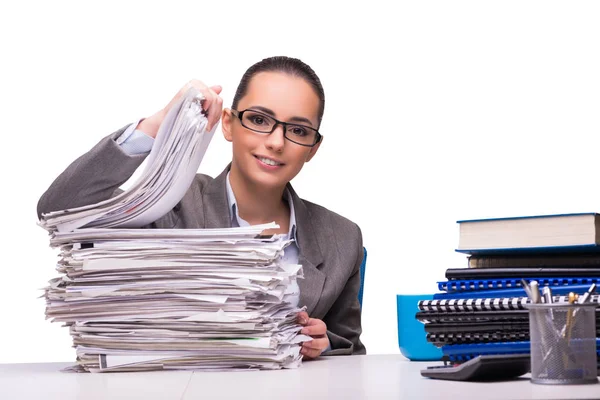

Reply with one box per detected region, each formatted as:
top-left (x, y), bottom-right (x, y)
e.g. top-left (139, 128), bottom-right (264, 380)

top-left (1, 355), bottom-right (598, 399)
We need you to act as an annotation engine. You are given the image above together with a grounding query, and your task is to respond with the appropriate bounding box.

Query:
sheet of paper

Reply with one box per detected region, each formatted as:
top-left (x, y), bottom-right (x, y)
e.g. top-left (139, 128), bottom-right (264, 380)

top-left (39, 87), bottom-right (217, 232)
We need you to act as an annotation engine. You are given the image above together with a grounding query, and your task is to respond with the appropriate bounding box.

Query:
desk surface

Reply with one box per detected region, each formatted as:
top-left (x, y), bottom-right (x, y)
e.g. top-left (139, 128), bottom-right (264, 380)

top-left (1, 355), bottom-right (598, 400)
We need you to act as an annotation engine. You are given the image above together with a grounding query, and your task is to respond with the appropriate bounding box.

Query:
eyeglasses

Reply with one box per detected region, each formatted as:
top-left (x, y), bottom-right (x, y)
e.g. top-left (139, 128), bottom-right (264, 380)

top-left (231, 109), bottom-right (322, 147)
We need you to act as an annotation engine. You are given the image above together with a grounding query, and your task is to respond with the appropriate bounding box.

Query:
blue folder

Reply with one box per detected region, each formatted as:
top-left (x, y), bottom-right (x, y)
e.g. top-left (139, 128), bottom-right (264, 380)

top-left (433, 284), bottom-right (594, 300)
top-left (438, 277), bottom-right (600, 293)
top-left (442, 339), bottom-right (600, 362)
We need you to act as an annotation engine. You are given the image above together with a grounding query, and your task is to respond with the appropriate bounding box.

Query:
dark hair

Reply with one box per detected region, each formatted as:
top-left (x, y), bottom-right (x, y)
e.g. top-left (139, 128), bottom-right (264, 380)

top-left (232, 56), bottom-right (325, 127)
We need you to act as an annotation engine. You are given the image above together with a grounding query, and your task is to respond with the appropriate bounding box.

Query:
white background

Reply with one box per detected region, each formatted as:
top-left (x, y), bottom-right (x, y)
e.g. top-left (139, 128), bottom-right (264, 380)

top-left (1, 0), bottom-right (600, 363)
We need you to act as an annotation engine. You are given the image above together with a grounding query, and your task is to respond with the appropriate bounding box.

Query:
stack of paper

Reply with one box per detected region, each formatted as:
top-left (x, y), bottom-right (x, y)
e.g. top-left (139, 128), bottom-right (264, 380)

top-left (39, 88), bottom-right (308, 372)
top-left (45, 224), bottom-right (308, 372)
top-left (39, 87), bottom-right (216, 233)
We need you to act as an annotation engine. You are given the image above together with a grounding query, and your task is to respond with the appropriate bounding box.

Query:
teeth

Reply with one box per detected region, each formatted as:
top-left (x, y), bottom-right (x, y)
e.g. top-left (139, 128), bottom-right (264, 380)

top-left (258, 157), bottom-right (281, 166)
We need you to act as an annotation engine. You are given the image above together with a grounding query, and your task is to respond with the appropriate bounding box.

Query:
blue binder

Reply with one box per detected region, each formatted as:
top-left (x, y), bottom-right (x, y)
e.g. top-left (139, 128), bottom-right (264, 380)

top-left (438, 277), bottom-right (600, 293)
top-left (442, 339), bottom-right (600, 362)
top-left (433, 284), bottom-right (594, 300)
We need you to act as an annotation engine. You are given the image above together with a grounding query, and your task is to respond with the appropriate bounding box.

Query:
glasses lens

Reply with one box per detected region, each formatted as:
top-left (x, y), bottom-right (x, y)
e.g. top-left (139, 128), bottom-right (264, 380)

top-left (285, 124), bottom-right (318, 146)
top-left (239, 110), bottom-right (320, 147)
top-left (241, 111), bottom-right (275, 133)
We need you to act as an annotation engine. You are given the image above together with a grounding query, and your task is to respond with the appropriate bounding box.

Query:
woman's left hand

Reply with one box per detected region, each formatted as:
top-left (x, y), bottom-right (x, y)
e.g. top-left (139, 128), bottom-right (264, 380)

top-left (297, 311), bottom-right (330, 360)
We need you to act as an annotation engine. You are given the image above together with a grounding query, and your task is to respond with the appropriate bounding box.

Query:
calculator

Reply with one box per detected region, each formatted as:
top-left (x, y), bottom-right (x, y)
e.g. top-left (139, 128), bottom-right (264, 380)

top-left (420, 354), bottom-right (531, 381)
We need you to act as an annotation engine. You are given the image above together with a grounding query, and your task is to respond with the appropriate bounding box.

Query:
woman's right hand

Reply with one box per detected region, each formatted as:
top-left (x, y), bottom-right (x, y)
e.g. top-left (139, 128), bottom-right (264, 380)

top-left (137, 80), bottom-right (223, 138)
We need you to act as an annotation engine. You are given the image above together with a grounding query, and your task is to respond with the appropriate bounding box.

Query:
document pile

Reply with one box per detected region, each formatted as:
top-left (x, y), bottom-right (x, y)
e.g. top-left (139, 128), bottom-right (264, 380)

top-left (39, 87), bottom-right (215, 233)
top-left (45, 225), bottom-right (306, 372)
top-left (39, 88), bottom-right (308, 372)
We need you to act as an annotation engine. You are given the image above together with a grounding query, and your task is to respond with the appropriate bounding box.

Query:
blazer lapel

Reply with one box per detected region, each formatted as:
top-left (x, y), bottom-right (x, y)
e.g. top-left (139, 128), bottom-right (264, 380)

top-left (288, 184), bottom-right (326, 317)
top-left (201, 166), bottom-right (232, 229)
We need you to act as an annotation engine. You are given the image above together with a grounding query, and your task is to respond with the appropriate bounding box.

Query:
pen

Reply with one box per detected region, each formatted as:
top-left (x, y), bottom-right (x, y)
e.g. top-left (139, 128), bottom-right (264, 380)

top-left (578, 283), bottom-right (596, 304)
top-left (521, 279), bottom-right (534, 301)
top-left (543, 286), bottom-right (554, 320)
top-left (530, 281), bottom-right (541, 304)
top-left (571, 282), bottom-right (596, 322)
top-left (542, 286), bottom-right (553, 304)
top-left (565, 292), bottom-right (577, 342)
top-left (528, 280), bottom-right (549, 365)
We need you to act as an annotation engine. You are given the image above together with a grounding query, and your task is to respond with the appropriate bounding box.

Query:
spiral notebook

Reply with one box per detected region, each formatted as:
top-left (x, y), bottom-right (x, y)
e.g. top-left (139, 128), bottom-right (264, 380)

top-left (416, 310), bottom-right (529, 324)
top-left (438, 277), bottom-right (600, 293)
top-left (432, 285), bottom-right (596, 300)
top-left (418, 294), bottom-right (600, 312)
top-left (427, 331), bottom-right (530, 345)
top-left (424, 321), bottom-right (530, 334)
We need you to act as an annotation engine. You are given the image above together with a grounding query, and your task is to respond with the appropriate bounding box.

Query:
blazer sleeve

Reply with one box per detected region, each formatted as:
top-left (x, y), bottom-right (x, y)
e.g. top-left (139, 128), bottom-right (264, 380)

top-left (322, 229), bottom-right (366, 356)
top-left (37, 126), bottom-right (148, 219)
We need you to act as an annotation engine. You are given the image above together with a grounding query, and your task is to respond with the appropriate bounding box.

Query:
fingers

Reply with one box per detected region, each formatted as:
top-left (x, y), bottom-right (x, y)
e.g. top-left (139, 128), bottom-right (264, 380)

top-left (146, 80), bottom-right (222, 138)
top-left (301, 346), bottom-right (322, 360)
top-left (203, 87), bottom-right (223, 131)
top-left (301, 337), bottom-right (329, 360)
top-left (300, 318), bottom-right (327, 336)
top-left (297, 315), bottom-right (328, 360)
top-left (172, 80), bottom-right (223, 132)
top-left (297, 311), bottom-right (309, 325)
top-left (187, 80), bottom-right (222, 132)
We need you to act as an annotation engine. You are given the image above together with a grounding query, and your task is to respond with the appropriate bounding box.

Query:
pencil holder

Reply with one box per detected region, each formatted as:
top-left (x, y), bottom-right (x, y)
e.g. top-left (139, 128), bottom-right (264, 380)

top-left (526, 303), bottom-right (598, 385)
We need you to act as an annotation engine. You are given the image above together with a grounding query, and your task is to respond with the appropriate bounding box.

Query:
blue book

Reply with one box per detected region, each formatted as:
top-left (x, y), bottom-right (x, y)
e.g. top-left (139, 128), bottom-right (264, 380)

top-left (455, 213), bottom-right (600, 255)
top-left (433, 284), bottom-right (594, 300)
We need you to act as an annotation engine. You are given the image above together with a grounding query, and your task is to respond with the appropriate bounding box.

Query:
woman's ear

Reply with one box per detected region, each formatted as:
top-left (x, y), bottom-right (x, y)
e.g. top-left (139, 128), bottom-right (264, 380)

top-left (305, 136), bottom-right (323, 162)
top-left (221, 109), bottom-right (234, 142)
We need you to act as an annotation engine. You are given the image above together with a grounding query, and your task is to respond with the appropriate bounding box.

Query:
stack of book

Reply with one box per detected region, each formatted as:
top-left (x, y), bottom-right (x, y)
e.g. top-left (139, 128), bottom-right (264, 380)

top-left (417, 213), bottom-right (600, 363)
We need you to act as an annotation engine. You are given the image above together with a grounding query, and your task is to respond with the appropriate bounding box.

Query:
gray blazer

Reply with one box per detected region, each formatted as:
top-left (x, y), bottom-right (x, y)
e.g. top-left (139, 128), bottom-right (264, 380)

top-left (37, 126), bottom-right (366, 355)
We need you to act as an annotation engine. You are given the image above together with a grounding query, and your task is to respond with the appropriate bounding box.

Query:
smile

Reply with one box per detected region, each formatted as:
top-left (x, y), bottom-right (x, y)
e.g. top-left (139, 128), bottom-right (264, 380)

top-left (255, 155), bottom-right (284, 166)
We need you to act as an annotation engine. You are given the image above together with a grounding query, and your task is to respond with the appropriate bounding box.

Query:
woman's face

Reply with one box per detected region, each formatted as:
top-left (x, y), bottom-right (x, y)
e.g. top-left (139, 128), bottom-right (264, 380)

top-left (222, 71), bottom-right (322, 190)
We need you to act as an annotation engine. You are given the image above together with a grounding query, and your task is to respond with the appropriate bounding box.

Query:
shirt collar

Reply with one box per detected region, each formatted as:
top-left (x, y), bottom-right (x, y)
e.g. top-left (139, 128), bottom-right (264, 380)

top-left (225, 172), bottom-right (297, 240)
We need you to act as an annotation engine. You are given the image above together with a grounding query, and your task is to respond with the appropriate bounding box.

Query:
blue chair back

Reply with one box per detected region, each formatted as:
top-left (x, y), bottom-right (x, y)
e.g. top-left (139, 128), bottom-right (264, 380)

top-left (358, 247), bottom-right (367, 308)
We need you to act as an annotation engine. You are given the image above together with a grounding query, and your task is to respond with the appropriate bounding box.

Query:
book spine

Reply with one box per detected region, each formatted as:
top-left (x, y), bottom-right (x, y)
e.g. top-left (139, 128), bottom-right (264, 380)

top-left (424, 322), bottom-right (530, 334)
top-left (468, 254), bottom-right (600, 268)
top-left (417, 313), bottom-right (528, 324)
top-left (467, 253), bottom-right (600, 268)
top-left (427, 332), bottom-right (530, 345)
top-left (418, 297), bottom-right (530, 312)
top-left (418, 294), bottom-right (600, 311)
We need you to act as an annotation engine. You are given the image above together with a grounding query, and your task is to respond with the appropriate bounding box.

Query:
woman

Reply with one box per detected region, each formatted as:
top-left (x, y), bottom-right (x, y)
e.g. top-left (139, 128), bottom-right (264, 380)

top-left (38, 56), bottom-right (366, 358)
